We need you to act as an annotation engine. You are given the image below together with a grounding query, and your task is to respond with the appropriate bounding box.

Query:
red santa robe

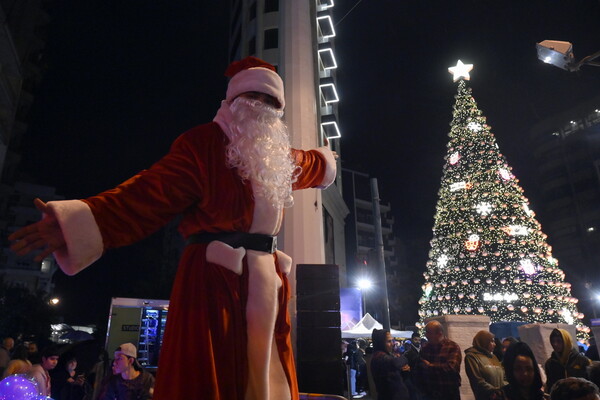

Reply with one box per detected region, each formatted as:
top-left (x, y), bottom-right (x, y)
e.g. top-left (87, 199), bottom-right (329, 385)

top-left (44, 104), bottom-right (336, 400)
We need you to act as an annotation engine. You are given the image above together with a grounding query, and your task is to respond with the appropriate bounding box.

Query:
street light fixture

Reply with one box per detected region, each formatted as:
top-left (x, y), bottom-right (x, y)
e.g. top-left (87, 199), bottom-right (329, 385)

top-left (357, 278), bottom-right (373, 290)
top-left (537, 40), bottom-right (600, 72)
top-left (357, 277), bottom-right (373, 317)
top-left (49, 297), bottom-right (60, 306)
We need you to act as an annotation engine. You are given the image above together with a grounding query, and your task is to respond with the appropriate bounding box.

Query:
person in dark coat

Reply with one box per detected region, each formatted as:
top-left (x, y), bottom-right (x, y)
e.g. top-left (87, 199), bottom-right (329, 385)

top-left (50, 354), bottom-right (89, 400)
top-left (355, 339), bottom-right (368, 395)
top-left (544, 328), bottom-right (590, 394)
top-left (585, 337), bottom-right (599, 361)
top-left (370, 329), bottom-right (410, 400)
top-left (403, 333), bottom-right (423, 400)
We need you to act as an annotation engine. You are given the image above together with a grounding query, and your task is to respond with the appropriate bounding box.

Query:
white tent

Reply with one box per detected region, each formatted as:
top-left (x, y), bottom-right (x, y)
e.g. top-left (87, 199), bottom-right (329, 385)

top-left (341, 313), bottom-right (413, 339)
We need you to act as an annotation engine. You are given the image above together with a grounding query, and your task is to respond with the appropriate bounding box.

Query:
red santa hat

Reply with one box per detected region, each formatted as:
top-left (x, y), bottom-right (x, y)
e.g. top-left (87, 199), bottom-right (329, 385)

top-left (225, 56), bottom-right (285, 109)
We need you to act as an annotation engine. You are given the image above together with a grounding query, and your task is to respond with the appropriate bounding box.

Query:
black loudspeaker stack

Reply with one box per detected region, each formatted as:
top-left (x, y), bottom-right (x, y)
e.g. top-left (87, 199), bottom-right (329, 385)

top-left (296, 264), bottom-right (343, 395)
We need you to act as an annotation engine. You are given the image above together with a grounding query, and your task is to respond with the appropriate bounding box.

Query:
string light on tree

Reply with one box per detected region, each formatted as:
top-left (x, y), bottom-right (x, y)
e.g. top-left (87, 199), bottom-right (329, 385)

top-left (418, 60), bottom-right (587, 340)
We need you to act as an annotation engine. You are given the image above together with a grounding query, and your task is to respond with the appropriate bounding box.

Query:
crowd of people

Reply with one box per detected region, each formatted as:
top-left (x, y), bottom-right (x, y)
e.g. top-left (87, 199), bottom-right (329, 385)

top-left (343, 322), bottom-right (600, 400)
top-left (0, 336), bottom-right (154, 399)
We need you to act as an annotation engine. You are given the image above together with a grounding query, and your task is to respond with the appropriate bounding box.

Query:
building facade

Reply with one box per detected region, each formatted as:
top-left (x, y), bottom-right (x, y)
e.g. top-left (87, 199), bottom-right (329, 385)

top-left (341, 168), bottom-right (403, 323)
top-left (0, 0), bottom-right (54, 295)
top-left (0, 0), bottom-right (50, 184)
top-left (530, 96), bottom-right (600, 318)
top-left (229, 0), bottom-right (348, 278)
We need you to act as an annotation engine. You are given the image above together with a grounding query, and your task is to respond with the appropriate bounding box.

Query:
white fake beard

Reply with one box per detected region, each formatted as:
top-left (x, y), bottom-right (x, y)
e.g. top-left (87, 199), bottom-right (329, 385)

top-left (226, 97), bottom-right (299, 208)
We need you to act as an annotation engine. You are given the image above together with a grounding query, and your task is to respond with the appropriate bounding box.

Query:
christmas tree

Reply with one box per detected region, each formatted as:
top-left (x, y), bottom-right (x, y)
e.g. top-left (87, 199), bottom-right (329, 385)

top-left (417, 61), bottom-right (588, 337)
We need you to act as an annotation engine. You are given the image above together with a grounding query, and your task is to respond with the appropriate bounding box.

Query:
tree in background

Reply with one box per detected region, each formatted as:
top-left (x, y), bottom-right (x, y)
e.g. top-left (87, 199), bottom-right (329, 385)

top-left (0, 278), bottom-right (56, 343)
top-left (417, 62), bottom-right (587, 338)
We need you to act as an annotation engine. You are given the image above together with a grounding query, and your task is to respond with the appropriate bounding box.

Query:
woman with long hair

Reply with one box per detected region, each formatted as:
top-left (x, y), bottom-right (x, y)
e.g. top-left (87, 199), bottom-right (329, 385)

top-left (502, 342), bottom-right (546, 400)
top-left (370, 329), bottom-right (410, 400)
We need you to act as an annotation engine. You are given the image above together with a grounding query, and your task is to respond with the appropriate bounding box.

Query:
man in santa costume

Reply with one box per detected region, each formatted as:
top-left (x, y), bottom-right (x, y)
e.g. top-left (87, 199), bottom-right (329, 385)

top-left (10, 56), bottom-right (336, 400)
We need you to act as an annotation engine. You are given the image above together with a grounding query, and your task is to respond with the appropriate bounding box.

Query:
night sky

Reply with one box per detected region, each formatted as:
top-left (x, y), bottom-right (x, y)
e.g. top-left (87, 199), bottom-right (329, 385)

top-left (17, 1), bottom-right (600, 327)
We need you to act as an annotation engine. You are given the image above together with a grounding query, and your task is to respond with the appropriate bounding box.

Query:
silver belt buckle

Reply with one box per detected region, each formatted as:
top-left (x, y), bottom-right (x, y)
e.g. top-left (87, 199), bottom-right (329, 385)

top-left (270, 236), bottom-right (277, 253)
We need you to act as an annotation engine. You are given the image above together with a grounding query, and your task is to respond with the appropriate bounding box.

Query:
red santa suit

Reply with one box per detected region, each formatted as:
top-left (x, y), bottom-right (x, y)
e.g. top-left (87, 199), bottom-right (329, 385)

top-left (44, 99), bottom-right (336, 399)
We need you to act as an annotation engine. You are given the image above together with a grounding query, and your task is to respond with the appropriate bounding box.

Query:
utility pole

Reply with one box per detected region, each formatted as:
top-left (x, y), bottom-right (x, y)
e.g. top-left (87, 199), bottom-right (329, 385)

top-left (370, 178), bottom-right (391, 330)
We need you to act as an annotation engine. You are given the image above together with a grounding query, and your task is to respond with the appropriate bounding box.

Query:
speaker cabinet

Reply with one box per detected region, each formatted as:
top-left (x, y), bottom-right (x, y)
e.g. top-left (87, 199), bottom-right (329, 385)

top-left (296, 264), bottom-right (343, 395)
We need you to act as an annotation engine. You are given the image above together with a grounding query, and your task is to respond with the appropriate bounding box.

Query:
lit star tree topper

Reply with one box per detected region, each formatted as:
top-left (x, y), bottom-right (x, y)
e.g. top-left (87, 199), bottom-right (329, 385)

top-left (448, 60), bottom-right (474, 82)
top-left (418, 61), bottom-right (589, 340)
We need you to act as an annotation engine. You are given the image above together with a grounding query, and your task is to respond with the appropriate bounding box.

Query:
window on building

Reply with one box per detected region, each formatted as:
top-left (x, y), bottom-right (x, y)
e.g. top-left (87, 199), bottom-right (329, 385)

top-left (249, 1), bottom-right (257, 20)
top-left (41, 259), bottom-right (52, 273)
top-left (317, 0), bottom-right (334, 9)
top-left (319, 83), bottom-right (339, 105)
top-left (264, 0), bottom-right (279, 13)
top-left (248, 36), bottom-right (256, 55)
top-left (316, 16), bottom-right (335, 40)
top-left (232, 1), bottom-right (242, 26)
top-left (318, 48), bottom-right (337, 71)
top-left (230, 30), bottom-right (241, 61)
top-left (321, 121), bottom-right (341, 139)
top-left (264, 28), bottom-right (278, 49)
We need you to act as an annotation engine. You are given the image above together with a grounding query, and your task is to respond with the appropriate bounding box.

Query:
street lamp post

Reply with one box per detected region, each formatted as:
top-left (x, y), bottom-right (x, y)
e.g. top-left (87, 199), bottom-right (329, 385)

top-left (357, 278), bottom-right (372, 316)
top-left (585, 282), bottom-right (599, 320)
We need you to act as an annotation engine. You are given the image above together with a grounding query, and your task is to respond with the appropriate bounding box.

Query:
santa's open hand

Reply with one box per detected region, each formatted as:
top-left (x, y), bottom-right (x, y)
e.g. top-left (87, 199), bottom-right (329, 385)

top-left (9, 198), bottom-right (66, 262)
top-left (323, 136), bottom-right (339, 159)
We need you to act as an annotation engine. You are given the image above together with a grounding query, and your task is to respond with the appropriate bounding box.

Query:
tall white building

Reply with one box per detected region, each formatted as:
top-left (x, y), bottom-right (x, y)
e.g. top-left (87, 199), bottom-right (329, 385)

top-left (229, 3), bottom-right (349, 392)
top-left (229, 0), bottom-right (348, 284)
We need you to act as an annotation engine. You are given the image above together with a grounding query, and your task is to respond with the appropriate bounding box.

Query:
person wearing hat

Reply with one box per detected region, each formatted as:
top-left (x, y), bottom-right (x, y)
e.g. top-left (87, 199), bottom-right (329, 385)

top-left (98, 343), bottom-right (154, 400)
top-left (544, 328), bottom-right (591, 394)
top-left (464, 330), bottom-right (506, 400)
top-left (9, 56), bottom-right (336, 400)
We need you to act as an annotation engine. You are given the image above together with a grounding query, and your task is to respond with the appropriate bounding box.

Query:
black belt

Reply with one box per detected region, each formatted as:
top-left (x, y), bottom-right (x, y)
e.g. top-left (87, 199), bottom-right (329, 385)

top-left (186, 232), bottom-right (277, 254)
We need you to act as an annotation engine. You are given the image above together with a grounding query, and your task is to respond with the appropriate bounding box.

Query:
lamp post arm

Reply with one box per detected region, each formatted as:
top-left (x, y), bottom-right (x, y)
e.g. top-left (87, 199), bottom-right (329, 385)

top-left (570, 49), bottom-right (600, 71)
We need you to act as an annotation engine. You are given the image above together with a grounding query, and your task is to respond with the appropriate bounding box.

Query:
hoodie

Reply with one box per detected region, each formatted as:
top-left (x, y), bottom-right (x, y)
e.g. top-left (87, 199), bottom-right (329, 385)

top-left (544, 328), bottom-right (590, 393)
top-left (464, 331), bottom-right (507, 400)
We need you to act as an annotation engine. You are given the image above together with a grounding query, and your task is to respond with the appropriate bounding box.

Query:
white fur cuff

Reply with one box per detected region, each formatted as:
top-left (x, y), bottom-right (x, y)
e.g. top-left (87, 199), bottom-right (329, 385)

top-left (314, 146), bottom-right (337, 189)
top-left (46, 200), bottom-right (103, 276)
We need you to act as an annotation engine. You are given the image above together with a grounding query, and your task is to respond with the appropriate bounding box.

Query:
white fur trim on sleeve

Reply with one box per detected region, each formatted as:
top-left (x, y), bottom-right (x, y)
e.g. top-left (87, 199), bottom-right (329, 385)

top-left (314, 146), bottom-right (337, 189)
top-left (46, 200), bottom-right (104, 276)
